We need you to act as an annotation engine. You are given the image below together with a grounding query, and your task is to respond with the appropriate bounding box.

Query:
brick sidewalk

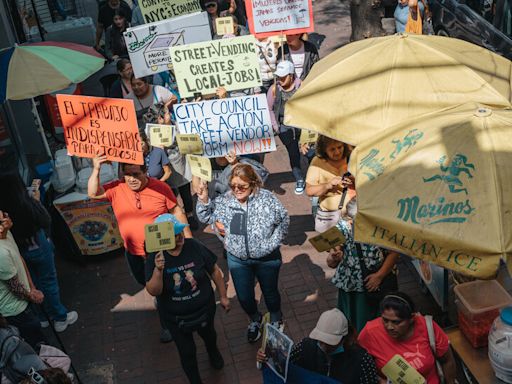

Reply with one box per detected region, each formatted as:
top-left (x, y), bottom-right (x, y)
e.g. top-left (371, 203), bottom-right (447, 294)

top-left (47, 2), bottom-right (443, 382)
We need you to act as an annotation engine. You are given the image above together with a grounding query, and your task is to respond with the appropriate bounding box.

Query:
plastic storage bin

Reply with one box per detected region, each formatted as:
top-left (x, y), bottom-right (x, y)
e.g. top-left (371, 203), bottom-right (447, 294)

top-left (75, 165), bottom-right (116, 194)
top-left (52, 149), bottom-right (76, 193)
top-left (454, 280), bottom-right (512, 348)
top-left (489, 307), bottom-right (512, 383)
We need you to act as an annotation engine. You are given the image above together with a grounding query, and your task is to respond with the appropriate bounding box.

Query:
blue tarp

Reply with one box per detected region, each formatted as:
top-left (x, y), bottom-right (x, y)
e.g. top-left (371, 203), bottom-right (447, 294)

top-left (262, 364), bottom-right (342, 384)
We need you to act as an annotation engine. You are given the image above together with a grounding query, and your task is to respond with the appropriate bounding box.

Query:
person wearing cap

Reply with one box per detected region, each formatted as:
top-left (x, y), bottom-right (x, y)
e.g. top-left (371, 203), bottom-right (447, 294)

top-left (257, 308), bottom-right (378, 383)
top-left (267, 60), bottom-right (307, 195)
top-left (358, 292), bottom-right (456, 384)
top-left (145, 214), bottom-right (230, 384)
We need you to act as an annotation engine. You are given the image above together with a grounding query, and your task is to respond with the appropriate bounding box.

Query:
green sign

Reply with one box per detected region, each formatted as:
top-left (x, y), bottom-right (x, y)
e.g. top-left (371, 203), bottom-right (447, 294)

top-left (139, 0), bottom-right (201, 24)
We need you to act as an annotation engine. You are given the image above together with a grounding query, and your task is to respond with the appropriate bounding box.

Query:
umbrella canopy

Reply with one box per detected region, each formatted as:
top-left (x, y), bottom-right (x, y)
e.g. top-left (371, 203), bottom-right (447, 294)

top-left (348, 102), bottom-right (512, 278)
top-left (0, 41), bottom-right (104, 102)
top-left (285, 34), bottom-right (512, 146)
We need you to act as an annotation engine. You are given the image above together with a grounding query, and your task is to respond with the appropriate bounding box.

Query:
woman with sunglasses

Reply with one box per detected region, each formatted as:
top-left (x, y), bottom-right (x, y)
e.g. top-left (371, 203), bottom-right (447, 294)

top-left (358, 292), bottom-right (456, 384)
top-left (196, 163), bottom-right (289, 343)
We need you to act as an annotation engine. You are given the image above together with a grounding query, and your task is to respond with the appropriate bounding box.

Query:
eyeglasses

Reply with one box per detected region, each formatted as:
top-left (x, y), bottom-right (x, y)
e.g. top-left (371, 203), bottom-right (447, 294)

top-left (229, 183), bottom-right (250, 192)
top-left (134, 192), bottom-right (142, 209)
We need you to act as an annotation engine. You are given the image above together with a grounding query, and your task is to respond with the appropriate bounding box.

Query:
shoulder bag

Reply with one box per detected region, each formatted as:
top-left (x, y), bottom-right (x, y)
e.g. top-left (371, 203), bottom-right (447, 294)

top-left (355, 243), bottom-right (398, 302)
top-left (314, 187), bottom-right (348, 233)
top-left (425, 315), bottom-right (446, 384)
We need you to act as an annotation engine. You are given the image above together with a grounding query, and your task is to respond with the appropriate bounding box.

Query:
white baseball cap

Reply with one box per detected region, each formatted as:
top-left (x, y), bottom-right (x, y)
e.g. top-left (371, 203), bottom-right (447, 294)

top-left (274, 60), bottom-right (295, 77)
top-left (309, 308), bottom-right (349, 345)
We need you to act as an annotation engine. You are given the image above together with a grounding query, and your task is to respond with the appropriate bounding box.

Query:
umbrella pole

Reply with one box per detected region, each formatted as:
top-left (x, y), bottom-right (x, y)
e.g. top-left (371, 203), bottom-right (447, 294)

top-left (31, 98), bottom-right (53, 159)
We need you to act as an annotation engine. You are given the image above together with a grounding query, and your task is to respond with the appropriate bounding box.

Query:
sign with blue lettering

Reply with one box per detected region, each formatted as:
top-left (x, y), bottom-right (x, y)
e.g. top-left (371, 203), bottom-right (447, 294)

top-left (173, 94), bottom-right (276, 157)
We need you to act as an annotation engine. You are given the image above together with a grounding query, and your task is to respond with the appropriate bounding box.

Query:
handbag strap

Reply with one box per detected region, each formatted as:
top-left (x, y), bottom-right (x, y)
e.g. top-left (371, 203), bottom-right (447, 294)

top-left (425, 315), bottom-right (436, 355)
top-left (338, 187), bottom-right (348, 210)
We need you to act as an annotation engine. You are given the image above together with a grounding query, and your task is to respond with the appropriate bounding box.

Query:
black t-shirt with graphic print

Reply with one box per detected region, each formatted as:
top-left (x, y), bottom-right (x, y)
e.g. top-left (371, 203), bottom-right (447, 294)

top-left (145, 239), bottom-right (217, 317)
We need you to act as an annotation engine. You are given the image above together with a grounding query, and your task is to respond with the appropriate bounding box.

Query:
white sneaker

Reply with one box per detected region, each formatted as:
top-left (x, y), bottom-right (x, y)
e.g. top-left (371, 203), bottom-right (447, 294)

top-left (54, 311), bottom-right (78, 333)
top-left (40, 321), bottom-right (49, 328)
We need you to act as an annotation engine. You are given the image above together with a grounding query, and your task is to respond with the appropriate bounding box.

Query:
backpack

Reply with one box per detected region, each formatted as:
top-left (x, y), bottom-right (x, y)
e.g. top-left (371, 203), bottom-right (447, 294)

top-left (0, 327), bottom-right (46, 383)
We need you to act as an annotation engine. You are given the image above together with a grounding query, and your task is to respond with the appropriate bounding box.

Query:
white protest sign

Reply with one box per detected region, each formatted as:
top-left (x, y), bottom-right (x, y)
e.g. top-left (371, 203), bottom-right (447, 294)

top-left (245, 0), bottom-right (314, 37)
top-left (170, 35), bottom-right (262, 98)
top-left (124, 12), bottom-right (211, 79)
top-left (174, 94), bottom-right (276, 157)
top-left (140, 0), bottom-right (201, 24)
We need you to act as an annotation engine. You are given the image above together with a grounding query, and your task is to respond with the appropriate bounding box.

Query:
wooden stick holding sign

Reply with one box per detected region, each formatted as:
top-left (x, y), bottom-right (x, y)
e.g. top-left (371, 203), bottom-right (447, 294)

top-left (187, 154), bottom-right (212, 182)
top-left (176, 134), bottom-right (203, 154)
top-left (145, 222), bottom-right (176, 252)
top-left (381, 355), bottom-right (426, 384)
top-left (147, 124), bottom-right (174, 147)
top-left (309, 226), bottom-right (346, 253)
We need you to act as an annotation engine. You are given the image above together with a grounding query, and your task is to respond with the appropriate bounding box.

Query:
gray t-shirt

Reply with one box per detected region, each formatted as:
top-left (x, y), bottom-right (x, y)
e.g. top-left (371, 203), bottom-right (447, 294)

top-left (145, 147), bottom-right (169, 179)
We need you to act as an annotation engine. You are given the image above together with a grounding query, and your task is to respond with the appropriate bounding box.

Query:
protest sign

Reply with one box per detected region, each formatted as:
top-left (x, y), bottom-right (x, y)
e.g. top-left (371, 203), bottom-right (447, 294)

top-left (124, 12), bottom-right (211, 79)
top-left (264, 324), bottom-right (293, 382)
top-left (309, 226), bottom-right (346, 253)
top-left (215, 16), bottom-right (234, 35)
top-left (139, 0), bottom-right (201, 24)
top-left (170, 35), bottom-right (261, 97)
top-left (245, 0), bottom-right (314, 37)
top-left (187, 154), bottom-right (212, 181)
top-left (382, 355), bottom-right (426, 384)
top-left (145, 222), bottom-right (176, 252)
top-left (147, 123), bottom-right (174, 147)
top-left (174, 94), bottom-right (275, 157)
top-left (176, 134), bottom-right (203, 154)
top-left (299, 129), bottom-right (318, 144)
top-left (56, 95), bottom-right (142, 165)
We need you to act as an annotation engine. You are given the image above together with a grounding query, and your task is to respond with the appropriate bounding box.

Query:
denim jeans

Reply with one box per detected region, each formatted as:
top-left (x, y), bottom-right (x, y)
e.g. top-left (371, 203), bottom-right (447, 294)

top-left (227, 252), bottom-right (282, 322)
top-left (21, 230), bottom-right (68, 322)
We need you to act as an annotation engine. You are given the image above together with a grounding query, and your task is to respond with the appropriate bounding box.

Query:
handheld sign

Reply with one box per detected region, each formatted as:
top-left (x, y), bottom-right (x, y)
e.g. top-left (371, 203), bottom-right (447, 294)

top-left (56, 95), bottom-right (143, 165)
top-left (245, 0), bottom-right (314, 38)
top-left (176, 134), bottom-right (203, 154)
top-left (139, 0), bottom-right (201, 24)
top-left (147, 123), bottom-right (174, 147)
top-left (187, 154), bottom-right (212, 181)
top-left (309, 226), bottom-right (346, 253)
top-left (216, 16), bottom-right (234, 35)
top-left (381, 355), bottom-right (426, 384)
top-left (145, 222), bottom-right (176, 252)
top-left (174, 94), bottom-right (276, 157)
top-left (299, 129), bottom-right (318, 145)
top-left (170, 35), bottom-right (262, 98)
top-left (124, 12), bottom-right (211, 79)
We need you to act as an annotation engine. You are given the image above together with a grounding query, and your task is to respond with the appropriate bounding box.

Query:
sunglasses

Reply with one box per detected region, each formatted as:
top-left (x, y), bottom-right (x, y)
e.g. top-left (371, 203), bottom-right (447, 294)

top-left (28, 368), bottom-right (46, 384)
top-left (135, 192), bottom-right (142, 209)
top-left (206, 2), bottom-right (217, 7)
top-left (230, 183), bottom-right (250, 192)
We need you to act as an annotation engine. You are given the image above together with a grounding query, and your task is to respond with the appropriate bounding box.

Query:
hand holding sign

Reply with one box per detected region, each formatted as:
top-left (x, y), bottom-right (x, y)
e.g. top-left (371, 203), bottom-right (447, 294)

top-left (154, 251), bottom-right (165, 270)
top-left (309, 226), bottom-right (346, 253)
top-left (195, 180), bottom-right (209, 204)
top-left (145, 222), bottom-right (176, 253)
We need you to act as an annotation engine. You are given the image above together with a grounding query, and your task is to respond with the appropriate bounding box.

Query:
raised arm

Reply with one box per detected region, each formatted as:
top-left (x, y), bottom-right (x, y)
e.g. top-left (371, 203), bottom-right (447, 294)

top-left (88, 155), bottom-right (108, 199)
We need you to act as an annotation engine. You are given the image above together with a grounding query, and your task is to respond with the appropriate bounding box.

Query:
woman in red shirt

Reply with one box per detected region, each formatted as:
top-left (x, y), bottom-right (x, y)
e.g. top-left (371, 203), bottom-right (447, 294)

top-left (358, 292), bottom-right (456, 384)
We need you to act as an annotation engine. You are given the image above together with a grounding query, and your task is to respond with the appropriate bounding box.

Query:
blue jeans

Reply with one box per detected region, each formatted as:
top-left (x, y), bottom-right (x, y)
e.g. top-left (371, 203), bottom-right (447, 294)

top-left (227, 252), bottom-right (282, 322)
top-left (21, 230), bottom-right (68, 322)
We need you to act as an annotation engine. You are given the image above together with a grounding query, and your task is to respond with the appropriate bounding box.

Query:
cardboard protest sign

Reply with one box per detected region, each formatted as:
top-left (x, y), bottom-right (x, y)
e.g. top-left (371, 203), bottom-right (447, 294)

top-left (215, 16), bottom-right (234, 35)
top-left (245, 0), bottom-right (314, 38)
top-left (56, 95), bottom-right (143, 165)
top-left (176, 134), bottom-right (203, 154)
top-left (382, 355), bottom-right (426, 384)
top-left (139, 0), bottom-right (201, 24)
top-left (170, 35), bottom-right (262, 98)
top-left (299, 129), bottom-right (318, 144)
top-left (309, 226), bottom-right (346, 253)
top-left (124, 12), bottom-right (211, 79)
top-left (147, 123), bottom-right (174, 147)
top-left (264, 324), bottom-right (293, 382)
top-left (174, 94), bottom-right (275, 157)
top-left (187, 154), bottom-right (212, 181)
top-left (145, 222), bottom-right (176, 252)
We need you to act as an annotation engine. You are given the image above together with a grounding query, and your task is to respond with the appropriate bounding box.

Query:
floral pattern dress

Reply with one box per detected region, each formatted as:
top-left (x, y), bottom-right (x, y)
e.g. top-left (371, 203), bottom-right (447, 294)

top-left (331, 220), bottom-right (384, 293)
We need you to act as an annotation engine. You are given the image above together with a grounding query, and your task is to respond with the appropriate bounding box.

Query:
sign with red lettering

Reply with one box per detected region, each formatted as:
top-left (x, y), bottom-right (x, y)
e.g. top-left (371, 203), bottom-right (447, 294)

top-left (56, 95), bottom-right (143, 165)
top-left (173, 94), bottom-right (276, 157)
top-left (245, 0), bottom-right (314, 37)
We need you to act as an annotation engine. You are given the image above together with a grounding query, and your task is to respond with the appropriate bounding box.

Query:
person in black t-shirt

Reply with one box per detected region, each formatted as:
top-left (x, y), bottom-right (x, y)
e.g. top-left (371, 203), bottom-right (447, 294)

top-left (146, 214), bottom-right (230, 384)
top-left (95, 0), bottom-right (132, 51)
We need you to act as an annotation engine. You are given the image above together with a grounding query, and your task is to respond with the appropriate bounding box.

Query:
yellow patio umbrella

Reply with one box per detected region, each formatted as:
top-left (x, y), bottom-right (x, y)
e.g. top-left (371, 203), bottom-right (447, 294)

top-left (348, 102), bottom-right (512, 278)
top-left (284, 34), bottom-right (512, 146)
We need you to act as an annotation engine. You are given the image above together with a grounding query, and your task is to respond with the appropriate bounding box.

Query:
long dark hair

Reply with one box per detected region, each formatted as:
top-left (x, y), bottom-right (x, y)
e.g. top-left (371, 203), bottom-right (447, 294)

top-left (0, 171), bottom-right (50, 248)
